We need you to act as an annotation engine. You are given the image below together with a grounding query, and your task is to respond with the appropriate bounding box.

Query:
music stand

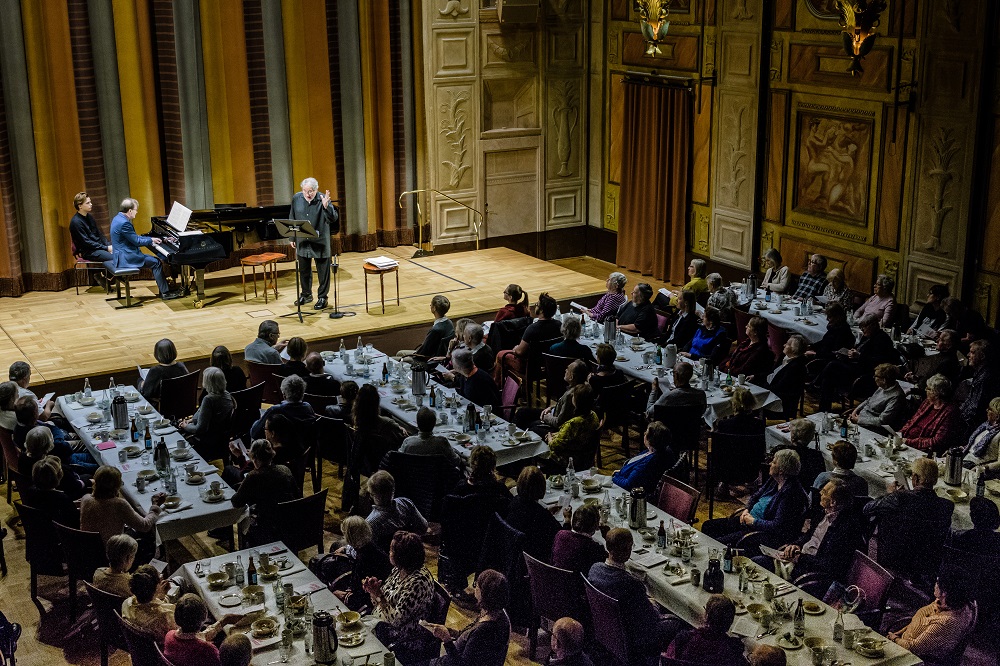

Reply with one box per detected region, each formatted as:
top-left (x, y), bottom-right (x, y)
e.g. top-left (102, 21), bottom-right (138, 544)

top-left (328, 254), bottom-right (356, 319)
top-left (274, 219), bottom-right (318, 323)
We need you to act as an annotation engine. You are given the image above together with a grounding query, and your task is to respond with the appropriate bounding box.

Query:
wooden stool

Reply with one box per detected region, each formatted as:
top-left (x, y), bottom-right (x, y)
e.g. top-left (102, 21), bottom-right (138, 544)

top-left (240, 252), bottom-right (283, 303)
top-left (363, 262), bottom-right (400, 314)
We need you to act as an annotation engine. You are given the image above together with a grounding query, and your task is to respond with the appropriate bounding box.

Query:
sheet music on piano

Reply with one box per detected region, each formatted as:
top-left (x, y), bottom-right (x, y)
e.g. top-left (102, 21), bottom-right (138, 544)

top-left (165, 201), bottom-right (202, 236)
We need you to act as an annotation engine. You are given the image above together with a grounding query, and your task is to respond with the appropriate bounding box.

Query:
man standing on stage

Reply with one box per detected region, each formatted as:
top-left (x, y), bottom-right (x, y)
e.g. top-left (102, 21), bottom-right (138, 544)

top-left (110, 198), bottom-right (181, 300)
top-left (290, 177), bottom-right (339, 310)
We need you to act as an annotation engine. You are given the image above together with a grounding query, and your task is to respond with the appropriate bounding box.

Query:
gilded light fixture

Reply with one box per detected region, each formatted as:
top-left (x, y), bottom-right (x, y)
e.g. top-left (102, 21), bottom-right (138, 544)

top-left (635, 0), bottom-right (671, 57)
top-left (838, 0), bottom-right (888, 76)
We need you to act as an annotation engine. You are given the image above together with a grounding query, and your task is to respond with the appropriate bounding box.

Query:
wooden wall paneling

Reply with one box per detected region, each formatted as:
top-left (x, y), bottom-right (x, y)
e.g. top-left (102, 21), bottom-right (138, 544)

top-left (774, 0), bottom-right (794, 30)
top-left (778, 234), bottom-right (876, 294)
top-left (620, 33), bottom-right (700, 71)
top-left (714, 90), bottom-right (757, 215)
top-left (979, 116), bottom-right (1000, 275)
top-left (484, 142), bottom-right (541, 237)
top-left (608, 73), bottom-right (625, 185)
top-left (609, 0), bottom-right (628, 22)
top-left (546, 78), bottom-right (583, 179)
top-left (875, 104), bottom-right (908, 250)
top-left (691, 81), bottom-right (714, 205)
top-left (763, 90), bottom-right (788, 223)
top-left (787, 43), bottom-right (892, 92)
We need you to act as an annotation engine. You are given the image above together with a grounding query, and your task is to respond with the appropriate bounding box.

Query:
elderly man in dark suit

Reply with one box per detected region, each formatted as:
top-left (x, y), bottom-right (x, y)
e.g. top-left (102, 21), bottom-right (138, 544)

top-left (110, 198), bottom-right (180, 299)
top-left (289, 177), bottom-right (340, 310)
top-left (452, 348), bottom-right (500, 410)
top-left (645, 361), bottom-right (707, 419)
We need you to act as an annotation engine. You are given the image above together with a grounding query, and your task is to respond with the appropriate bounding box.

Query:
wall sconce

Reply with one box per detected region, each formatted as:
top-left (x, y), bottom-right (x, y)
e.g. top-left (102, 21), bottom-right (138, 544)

top-left (838, 0), bottom-right (888, 76)
top-left (635, 1), bottom-right (671, 57)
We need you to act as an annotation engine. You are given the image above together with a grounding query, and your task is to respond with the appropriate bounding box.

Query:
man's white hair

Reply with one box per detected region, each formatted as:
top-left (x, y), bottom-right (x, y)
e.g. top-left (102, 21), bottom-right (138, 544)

top-left (300, 177), bottom-right (319, 191)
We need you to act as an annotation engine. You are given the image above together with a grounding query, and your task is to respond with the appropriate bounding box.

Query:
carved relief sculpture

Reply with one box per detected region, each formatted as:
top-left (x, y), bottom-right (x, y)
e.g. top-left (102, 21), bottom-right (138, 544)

top-left (605, 191), bottom-right (618, 231)
top-left (923, 127), bottom-right (960, 252)
top-left (794, 111), bottom-right (873, 226)
top-left (439, 0), bottom-right (469, 18)
top-left (552, 81), bottom-right (579, 177)
top-left (770, 37), bottom-right (782, 81)
top-left (804, 0), bottom-right (841, 20)
top-left (440, 90), bottom-right (471, 189)
top-left (635, 0), bottom-right (671, 56)
top-left (730, 0), bottom-right (754, 21)
top-left (724, 107), bottom-right (749, 209)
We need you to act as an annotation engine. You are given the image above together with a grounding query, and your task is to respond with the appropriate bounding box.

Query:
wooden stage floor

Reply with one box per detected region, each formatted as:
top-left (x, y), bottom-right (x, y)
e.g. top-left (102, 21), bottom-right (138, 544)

top-left (0, 246), bottom-right (607, 385)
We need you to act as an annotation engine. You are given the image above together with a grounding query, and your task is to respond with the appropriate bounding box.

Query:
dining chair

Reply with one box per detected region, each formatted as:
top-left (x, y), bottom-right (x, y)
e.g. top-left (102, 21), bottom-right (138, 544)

top-left (0, 610), bottom-right (21, 666)
top-left (733, 307), bottom-right (753, 345)
top-left (13, 502), bottom-right (67, 608)
top-left (652, 473), bottom-right (700, 524)
top-left (158, 370), bottom-right (200, 421)
top-left (542, 353), bottom-right (575, 405)
top-left (245, 361), bottom-right (283, 404)
top-left (796, 549), bottom-right (896, 631)
top-left (53, 522), bottom-right (107, 621)
top-left (273, 488), bottom-right (328, 555)
top-left (766, 322), bottom-right (790, 364)
top-left (651, 404), bottom-right (706, 486)
top-left (82, 582), bottom-right (128, 666)
top-left (0, 428), bottom-right (18, 505)
top-left (582, 575), bottom-right (632, 665)
top-left (118, 614), bottom-right (167, 666)
top-left (706, 430), bottom-right (766, 519)
top-left (523, 553), bottom-right (587, 658)
top-left (229, 381), bottom-right (265, 444)
top-left (378, 450), bottom-right (460, 522)
top-left (477, 512), bottom-right (529, 625)
top-left (438, 494), bottom-right (506, 595)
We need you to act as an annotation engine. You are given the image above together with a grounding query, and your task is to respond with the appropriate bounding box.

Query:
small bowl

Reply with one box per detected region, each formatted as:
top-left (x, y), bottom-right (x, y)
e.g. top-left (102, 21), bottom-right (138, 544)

top-left (582, 497), bottom-right (600, 506)
top-left (87, 412), bottom-right (102, 423)
top-left (137, 470), bottom-right (158, 481)
top-left (124, 445), bottom-right (142, 458)
top-left (137, 405), bottom-right (154, 415)
top-left (207, 572), bottom-right (229, 588)
top-left (746, 603), bottom-right (770, 622)
top-left (79, 396), bottom-right (96, 406)
top-left (390, 383), bottom-right (406, 394)
top-left (251, 616), bottom-right (278, 638)
top-left (581, 478), bottom-right (601, 492)
top-left (162, 495), bottom-right (182, 510)
top-left (258, 564), bottom-right (279, 581)
top-left (946, 488), bottom-right (969, 502)
top-left (802, 600), bottom-right (824, 615)
top-left (124, 392), bottom-right (140, 402)
top-left (453, 434), bottom-right (471, 443)
top-left (337, 611), bottom-right (361, 627)
top-left (803, 637), bottom-right (827, 650)
top-left (640, 530), bottom-right (656, 543)
top-left (242, 584), bottom-right (264, 602)
top-left (854, 638), bottom-right (886, 658)
top-left (549, 475), bottom-right (564, 489)
top-left (153, 419), bottom-right (171, 429)
top-left (286, 594), bottom-right (307, 615)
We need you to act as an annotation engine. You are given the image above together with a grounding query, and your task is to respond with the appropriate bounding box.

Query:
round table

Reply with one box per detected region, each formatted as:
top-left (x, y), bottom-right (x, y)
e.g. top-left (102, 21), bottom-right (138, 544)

top-left (363, 262), bottom-right (400, 313)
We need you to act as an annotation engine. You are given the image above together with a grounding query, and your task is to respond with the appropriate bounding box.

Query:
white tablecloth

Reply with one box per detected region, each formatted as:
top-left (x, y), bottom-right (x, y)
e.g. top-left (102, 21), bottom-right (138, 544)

top-left (322, 350), bottom-right (548, 466)
top-left (176, 541), bottom-right (394, 665)
top-left (58, 388), bottom-right (248, 543)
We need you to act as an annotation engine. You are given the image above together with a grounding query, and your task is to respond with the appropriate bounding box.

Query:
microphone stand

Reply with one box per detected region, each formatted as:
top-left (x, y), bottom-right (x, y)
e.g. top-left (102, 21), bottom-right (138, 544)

top-left (328, 254), bottom-right (356, 319)
top-left (398, 188), bottom-right (487, 256)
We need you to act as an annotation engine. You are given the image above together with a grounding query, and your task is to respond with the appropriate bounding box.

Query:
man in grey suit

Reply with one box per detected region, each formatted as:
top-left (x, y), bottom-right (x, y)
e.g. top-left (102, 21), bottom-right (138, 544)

top-left (646, 361), bottom-right (708, 418)
top-left (290, 177), bottom-right (340, 309)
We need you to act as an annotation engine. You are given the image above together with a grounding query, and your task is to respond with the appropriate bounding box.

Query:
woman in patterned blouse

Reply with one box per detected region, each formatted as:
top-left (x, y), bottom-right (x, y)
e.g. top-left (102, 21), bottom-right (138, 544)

top-left (364, 531), bottom-right (437, 657)
top-left (582, 272), bottom-right (628, 322)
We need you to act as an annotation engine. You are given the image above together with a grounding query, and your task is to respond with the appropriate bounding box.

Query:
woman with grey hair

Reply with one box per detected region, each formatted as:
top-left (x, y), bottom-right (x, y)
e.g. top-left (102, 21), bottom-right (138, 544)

top-left (139, 338), bottom-right (189, 405)
top-left (180, 367), bottom-right (234, 462)
top-left (93, 533), bottom-right (139, 597)
top-left (706, 272), bottom-right (737, 322)
top-left (701, 448), bottom-right (808, 546)
top-left (550, 314), bottom-right (596, 363)
top-left (332, 515), bottom-right (392, 610)
top-left (773, 418), bottom-right (826, 487)
top-left (761, 248), bottom-right (790, 293)
top-left (582, 272), bottom-right (628, 322)
top-left (899, 373), bottom-right (964, 455)
top-left (854, 274), bottom-right (896, 328)
top-left (763, 334), bottom-right (810, 418)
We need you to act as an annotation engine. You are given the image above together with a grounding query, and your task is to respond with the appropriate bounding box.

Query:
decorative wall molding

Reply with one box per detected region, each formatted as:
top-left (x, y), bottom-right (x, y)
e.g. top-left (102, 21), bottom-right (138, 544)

top-left (721, 104), bottom-right (751, 210)
top-left (550, 79), bottom-right (580, 177)
top-left (439, 0), bottom-right (470, 19)
top-left (770, 37), bottom-right (783, 82)
top-left (921, 126), bottom-right (960, 253)
top-left (439, 88), bottom-right (472, 189)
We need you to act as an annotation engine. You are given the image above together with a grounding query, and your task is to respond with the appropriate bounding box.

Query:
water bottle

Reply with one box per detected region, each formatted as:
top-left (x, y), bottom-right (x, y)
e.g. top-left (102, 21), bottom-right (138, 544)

top-left (566, 457), bottom-right (576, 487)
top-left (235, 556), bottom-right (245, 586)
top-left (339, 338), bottom-right (346, 360)
top-left (83, 378), bottom-right (92, 398)
top-left (355, 336), bottom-right (363, 361)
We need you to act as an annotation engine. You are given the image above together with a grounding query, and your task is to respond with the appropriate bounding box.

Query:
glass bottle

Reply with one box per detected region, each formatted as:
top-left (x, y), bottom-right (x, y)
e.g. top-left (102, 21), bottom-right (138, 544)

top-left (83, 378), bottom-right (92, 398)
top-left (793, 598), bottom-right (805, 637)
top-left (339, 338), bottom-right (347, 360)
top-left (833, 608), bottom-right (844, 642)
top-left (235, 555), bottom-right (245, 586)
top-left (143, 423), bottom-right (153, 451)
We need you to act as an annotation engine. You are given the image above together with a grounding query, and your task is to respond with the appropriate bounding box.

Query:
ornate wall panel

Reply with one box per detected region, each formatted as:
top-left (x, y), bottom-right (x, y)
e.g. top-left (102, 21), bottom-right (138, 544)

top-left (713, 91), bottom-right (757, 216)
top-left (432, 28), bottom-right (476, 78)
top-left (712, 211), bottom-right (753, 267)
top-left (621, 33), bottom-right (700, 71)
top-left (484, 145), bottom-right (541, 237)
top-left (778, 235), bottom-right (876, 294)
top-left (546, 186), bottom-right (583, 229)
top-left (763, 90), bottom-right (789, 223)
top-left (787, 44), bottom-right (892, 92)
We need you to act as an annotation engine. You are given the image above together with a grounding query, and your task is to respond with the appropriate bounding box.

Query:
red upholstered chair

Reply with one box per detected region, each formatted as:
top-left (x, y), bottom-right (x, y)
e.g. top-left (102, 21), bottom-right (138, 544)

top-left (653, 473), bottom-right (700, 524)
top-left (524, 553), bottom-right (588, 658)
top-left (582, 575), bottom-right (633, 665)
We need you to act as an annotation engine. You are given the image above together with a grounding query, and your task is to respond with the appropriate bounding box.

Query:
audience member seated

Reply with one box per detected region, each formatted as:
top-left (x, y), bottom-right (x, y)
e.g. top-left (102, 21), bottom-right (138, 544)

top-left (244, 319), bottom-right (286, 364)
top-left (959, 339), bottom-right (998, 430)
top-left (701, 449), bottom-right (808, 547)
top-left (761, 248), bottom-right (790, 294)
top-left (164, 594), bottom-right (240, 666)
top-left (663, 594), bottom-right (745, 666)
top-left (249, 374), bottom-right (315, 440)
top-left (713, 387), bottom-right (765, 495)
top-left (665, 290), bottom-right (700, 349)
top-left (854, 274), bottom-right (896, 328)
top-left (967, 397), bottom-right (1000, 465)
top-left (208, 346), bottom-right (247, 394)
top-left (494, 283), bottom-right (531, 323)
top-left (792, 254), bottom-right (828, 301)
top-left (70, 191), bottom-right (113, 267)
top-left (582, 273), bottom-right (628, 323)
top-left (549, 314), bottom-right (596, 364)
top-left (399, 294), bottom-right (454, 360)
top-left (515, 359), bottom-right (589, 436)
top-left (547, 618), bottom-right (594, 666)
top-left (332, 516), bottom-right (392, 611)
top-left (756, 480), bottom-right (864, 582)
top-left (551, 504), bottom-right (607, 574)
top-left (462, 323), bottom-right (495, 373)
top-left (772, 418), bottom-right (826, 489)
top-left (888, 571), bottom-right (977, 664)
top-left (420, 568), bottom-right (511, 666)
top-left (660, 259), bottom-right (709, 308)
top-left (449, 445), bottom-right (512, 513)
top-left (807, 303), bottom-right (856, 362)
top-left (680, 306), bottom-right (731, 365)
top-left (748, 644), bottom-right (786, 666)
top-left (720, 315), bottom-right (774, 383)
top-left (907, 284), bottom-right (949, 338)
top-left (942, 297), bottom-right (992, 349)
top-left (849, 364), bottom-right (906, 434)
top-left (587, 528), bottom-right (682, 659)
top-left (864, 458), bottom-right (954, 587)
top-left (122, 564), bottom-right (178, 641)
top-left (13, 395), bottom-right (95, 475)
top-left (366, 471), bottom-right (429, 554)
top-left (18, 426), bottom-right (86, 501)
top-left (20, 455), bottom-right (81, 525)
top-left (902, 329), bottom-right (962, 389)
top-left (401, 407), bottom-right (465, 471)
top-left (544, 384), bottom-right (600, 469)
top-left (822, 269), bottom-right (852, 312)
top-left (814, 441), bottom-right (870, 497)
top-left (616, 283), bottom-right (658, 341)
top-left (451, 348), bottom-right (501, 410)
top-left (0, 380), bottom-right (17, 431)
top-left (303, 352), bottom-right (341, 396)
top-left (230, 440), bottom-right (297, 545)
top-left (180, 367), bottom-right (234, 462)
top-left (219, 634), bottom-right (252, 666)
top-left (899, 374), bottom-right (963, 455)
top-left (326, 380), bottom-right (359, 424)
top-left (139, 338), bottom-right (189, 405)
top-left (814, 315), bottom-right (897, 412)
top-left (587, 343), bottom-right (627, 407)
top-left (278, 336), bottom-right (309, 377)
top-left (81, 466), bottom-right (164, 545)
top-left (950, 496), bottom-right (1000, 554)
top-left (762, 334), bottom-right (809, 416)
top-left (506, 466), bottom-right (565, 562)
top-left (495, 292), bottom-right (562, 383)
top-left (93, 534), bottom-right (138, 597)
top-left (646, 361), bottom-right (708, 419)
top-left (706, 273), bottom-right (737, 323)
top-left (612, 421), bottom-right (678, 492)
top-left (352, 385), bottom-right (407, 476)
top-left (8, 361), bottom-right (56, 422)
top-left (364, 531), bottom-right (437, 661)
top-left (431, 318), bottom-right (473, 370)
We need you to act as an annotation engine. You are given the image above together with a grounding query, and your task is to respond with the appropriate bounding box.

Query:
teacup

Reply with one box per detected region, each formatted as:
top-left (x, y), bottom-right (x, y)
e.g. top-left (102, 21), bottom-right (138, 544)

top-left (176, 439), bottom-right (188, 450)
top-left (211, 480), bottom-right (222, 492)
top-left (185, 462), bottom-right (198, 476)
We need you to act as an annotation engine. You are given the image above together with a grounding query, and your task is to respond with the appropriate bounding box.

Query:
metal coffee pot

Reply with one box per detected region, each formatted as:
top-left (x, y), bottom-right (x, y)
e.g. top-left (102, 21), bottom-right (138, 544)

top-left (628, 487), bottom-right (647, 529)
top-left (943, 446), bottom-right (965, 486)
top-left (311, 610), bottom-right (338, 664)
top-left (111, 394), bottom-right (129, 430)
top-left (603, 317), bottom-right (616, 344)
top-left (411, 362), bottom-right (428, 396)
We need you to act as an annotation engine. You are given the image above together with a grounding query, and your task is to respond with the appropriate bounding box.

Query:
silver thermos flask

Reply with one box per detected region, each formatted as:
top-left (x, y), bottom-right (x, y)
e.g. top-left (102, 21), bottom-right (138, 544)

top-left (111, 394), bottom-right (129, 430)
top-left (311, 610), bottom-right (338, 664)
top-left (628, 487), bottom-right (647, 529)
top-left (411, 362), bottom-right (428, 396)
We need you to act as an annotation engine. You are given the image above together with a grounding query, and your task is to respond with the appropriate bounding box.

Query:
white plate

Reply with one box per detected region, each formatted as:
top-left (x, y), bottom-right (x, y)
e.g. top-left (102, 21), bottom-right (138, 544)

top-left (219, 593), bottom-right (242, 608)
top-left (153, 426), bottom-right (177, 435)
top-left (203, 492), bottom-right (227, 503)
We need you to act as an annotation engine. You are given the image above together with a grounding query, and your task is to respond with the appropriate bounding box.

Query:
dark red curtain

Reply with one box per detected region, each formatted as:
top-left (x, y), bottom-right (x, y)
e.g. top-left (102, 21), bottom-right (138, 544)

top-left (615, 81), bottom-right (691, 285)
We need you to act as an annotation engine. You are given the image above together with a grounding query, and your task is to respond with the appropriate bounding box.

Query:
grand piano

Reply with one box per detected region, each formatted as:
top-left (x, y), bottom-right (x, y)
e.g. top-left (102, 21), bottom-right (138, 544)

top-left (149, 203), bottom-right (287, 307)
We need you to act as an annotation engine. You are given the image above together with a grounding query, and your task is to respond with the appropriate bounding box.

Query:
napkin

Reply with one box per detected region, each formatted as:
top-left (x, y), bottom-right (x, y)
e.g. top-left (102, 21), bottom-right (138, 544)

top-left (294, 581), bottom-right (326, 596)
top-left (631, 551), bottom-right (669, 569)
top-left (97, 441), bottom-right (118, 451)
top-left (164, 503), bottom-right (193, 514)
top-left (249, 634), bottom-right (281, 652)
top-left (730, 616), bottom-right (757, 638)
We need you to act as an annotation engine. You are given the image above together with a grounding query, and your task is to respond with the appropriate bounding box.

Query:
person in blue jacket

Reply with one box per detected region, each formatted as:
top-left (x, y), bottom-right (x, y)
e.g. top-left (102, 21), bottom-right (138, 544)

top-left (612, 421), bottom-right (678, 492)
top-left (110, 198), bottom-right (180, 299)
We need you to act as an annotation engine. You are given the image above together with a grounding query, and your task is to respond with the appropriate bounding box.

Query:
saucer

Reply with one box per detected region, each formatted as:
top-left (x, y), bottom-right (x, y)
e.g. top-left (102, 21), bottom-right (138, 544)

top-left (203, 490), bottom-right (226, 503)
top-left (87, 412), bottom-right (103, 423)
top-left (124, 392), bottom-right (141, 403)
top-left (185, 474), bottom-right (206, 485)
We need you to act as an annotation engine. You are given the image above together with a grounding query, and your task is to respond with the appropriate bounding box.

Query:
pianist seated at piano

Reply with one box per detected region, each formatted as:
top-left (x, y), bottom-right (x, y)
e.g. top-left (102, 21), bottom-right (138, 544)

top-left (110, 197), bottom-right (181, 300)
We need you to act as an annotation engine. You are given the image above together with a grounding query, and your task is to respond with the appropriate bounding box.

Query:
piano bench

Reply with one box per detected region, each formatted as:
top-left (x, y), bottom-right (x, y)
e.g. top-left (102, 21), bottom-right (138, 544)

top-left (74, 258), bottom-right (111, 295)
top-left (105, 268), bottom-right (142, 309)
top-left (240, 252), bottom-right (283, 304)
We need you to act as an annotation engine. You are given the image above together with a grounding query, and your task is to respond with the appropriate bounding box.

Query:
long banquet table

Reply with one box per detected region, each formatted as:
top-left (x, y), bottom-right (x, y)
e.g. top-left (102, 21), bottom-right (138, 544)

top-left (58, 387), bottom-right (248, 543)
top-left (552, 480), bottom-right (921, 666)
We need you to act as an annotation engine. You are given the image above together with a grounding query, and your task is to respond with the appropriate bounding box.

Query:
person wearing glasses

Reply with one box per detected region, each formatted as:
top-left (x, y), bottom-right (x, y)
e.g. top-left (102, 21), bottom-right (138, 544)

top-left (793, 254), bottom-right (828, 300)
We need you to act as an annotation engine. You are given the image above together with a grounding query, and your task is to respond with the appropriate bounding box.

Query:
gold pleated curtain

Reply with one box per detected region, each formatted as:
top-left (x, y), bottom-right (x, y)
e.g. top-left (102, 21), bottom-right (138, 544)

top-left (615, 81), bottom-right (692, 285)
